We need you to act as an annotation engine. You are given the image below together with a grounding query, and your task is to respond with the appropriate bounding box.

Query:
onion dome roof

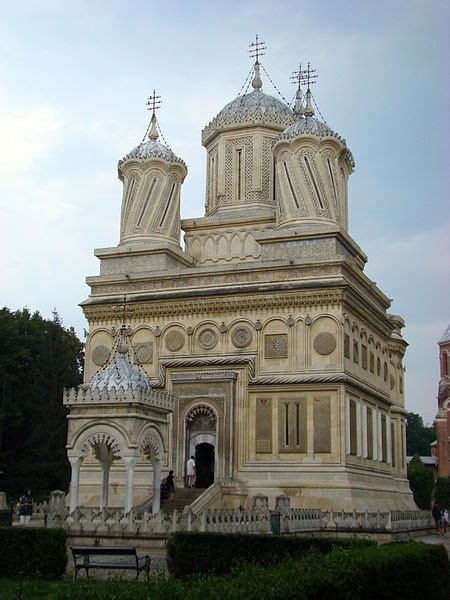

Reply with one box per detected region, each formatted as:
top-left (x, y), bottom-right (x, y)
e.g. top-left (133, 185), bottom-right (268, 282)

top-left (202, 89), bottom-right (293, 145)
top-left (89, 326), bottom-right (150, 393)
top-left (118, 112), bottom-right (187, 176)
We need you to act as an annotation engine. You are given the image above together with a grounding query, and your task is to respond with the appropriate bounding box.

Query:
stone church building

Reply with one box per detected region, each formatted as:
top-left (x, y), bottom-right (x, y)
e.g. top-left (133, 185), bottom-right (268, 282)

top-left (64, 55), bottom-right (415, 515)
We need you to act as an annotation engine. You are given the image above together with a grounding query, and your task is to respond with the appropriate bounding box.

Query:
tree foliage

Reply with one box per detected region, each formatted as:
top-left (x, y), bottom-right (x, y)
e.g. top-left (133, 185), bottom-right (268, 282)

top-left (406, 412), bottom-right (435, 456)
top-left (434, 477), bottom-right (450, 509)
top-left (407, 454), bottom-right (434, 510)
top-left (0, 307), bottom-right (83, 500)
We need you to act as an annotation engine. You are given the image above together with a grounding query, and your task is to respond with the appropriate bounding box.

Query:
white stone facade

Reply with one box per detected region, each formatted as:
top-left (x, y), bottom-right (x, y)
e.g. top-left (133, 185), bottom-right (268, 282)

top-left (65, 63), bottom-right (415, 515)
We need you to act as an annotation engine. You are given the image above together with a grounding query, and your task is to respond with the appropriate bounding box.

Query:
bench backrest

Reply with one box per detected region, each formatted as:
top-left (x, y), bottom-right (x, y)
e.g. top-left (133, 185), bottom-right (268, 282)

top-left (71, 547), bottom-right (137, 557)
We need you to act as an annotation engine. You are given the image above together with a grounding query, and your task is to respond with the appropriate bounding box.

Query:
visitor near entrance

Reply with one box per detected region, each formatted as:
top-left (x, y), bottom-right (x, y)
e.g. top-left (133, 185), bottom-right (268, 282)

top-left (187, 456), bottom-right (196, 488)
top-left (166, 470), bottom-right (175, 502)
top-left (432, 501), bottom-right (442, 534)
top-left (18, 489), bottom-right (33, 525)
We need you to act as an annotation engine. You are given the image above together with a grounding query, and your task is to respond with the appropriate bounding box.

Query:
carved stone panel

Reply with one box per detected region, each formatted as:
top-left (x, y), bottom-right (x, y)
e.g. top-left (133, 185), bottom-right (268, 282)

top-left (134, 342), bottom-right (153, 364)
top-left (344, 333), bottom-right (350, 359)
top-left (278, 397), bottom-right (307, 453)
top-left (255, 397), bottom-right (272, 453)
top-left (198, 328), bottom-right (218, 350)
top-left (313, 332), bottom-right (336, 355)
top-left (92, 345), bottom-right (110, 366)
top-left (313, 396), bottom-right (331, 453)
top-left (165, 330), bottom-right (186, 352)
top-left (231, 326), bottom-right (253, 348)
top-left (265, 334), bottom-right (288, 359)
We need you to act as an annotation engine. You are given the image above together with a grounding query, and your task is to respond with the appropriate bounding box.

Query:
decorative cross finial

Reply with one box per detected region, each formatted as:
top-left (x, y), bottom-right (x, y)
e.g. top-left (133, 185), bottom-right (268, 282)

top-left (248, 34), bottom-right (266, 65)
top-left (146, 90), bottom-right (162, 141)
top-left (249, 35), bottom-right (266, 91)
top-left (146, 89), bottom-right (162, 116)
top-left (116, 294), bottom-right (128, 327)
top-left (291, 62), bottom-right (317, 117)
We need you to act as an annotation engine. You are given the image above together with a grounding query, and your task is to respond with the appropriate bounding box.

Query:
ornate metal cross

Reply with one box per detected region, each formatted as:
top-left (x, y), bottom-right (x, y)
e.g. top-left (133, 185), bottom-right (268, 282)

top-left (248, 34), bottom-right (266, 64)
top-left (146, 89), bottom-right (162, 116)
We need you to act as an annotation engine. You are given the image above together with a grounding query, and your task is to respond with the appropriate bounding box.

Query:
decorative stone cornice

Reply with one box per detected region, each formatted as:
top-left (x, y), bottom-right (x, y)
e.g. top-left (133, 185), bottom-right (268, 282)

top-left (171, 370), bottom-right (238, 382)
top-left (82, 289), bottom-right (345, 322)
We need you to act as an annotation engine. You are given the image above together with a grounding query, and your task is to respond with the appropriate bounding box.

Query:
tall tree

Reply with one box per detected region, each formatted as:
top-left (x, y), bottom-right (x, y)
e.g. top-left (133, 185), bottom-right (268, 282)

top-left (407, 454), bottom-right (434, 510)
top-left (406, 412), bottom-right (436, 456)
top-left (0, 307), bottom-right (84, 500)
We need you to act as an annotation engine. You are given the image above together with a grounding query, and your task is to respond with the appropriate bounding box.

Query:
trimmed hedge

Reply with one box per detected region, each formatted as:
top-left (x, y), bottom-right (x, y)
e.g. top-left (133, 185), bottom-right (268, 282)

top-left (167, 532), bottom-right (375, 577)
top-left (0, 540), bottom-right (447, 599)
top-left (0, 527), bottom-right (67, 579)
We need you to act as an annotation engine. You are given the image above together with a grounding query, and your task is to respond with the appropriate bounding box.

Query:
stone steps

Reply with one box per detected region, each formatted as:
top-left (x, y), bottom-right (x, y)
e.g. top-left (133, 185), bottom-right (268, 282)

top-left (161, 487), bottom-right (204, 513)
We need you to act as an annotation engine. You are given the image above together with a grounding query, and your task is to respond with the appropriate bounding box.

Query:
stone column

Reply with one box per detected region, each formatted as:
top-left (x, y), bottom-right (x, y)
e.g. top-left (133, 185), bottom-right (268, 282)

top-left (123, 456), bottom-right (138, 514)
top-left (100, 462), bottom-right (112, 511)
top-left (152, 460), bottom-right (162, 515)
top-left (68, 456), bottom-right (83, 514)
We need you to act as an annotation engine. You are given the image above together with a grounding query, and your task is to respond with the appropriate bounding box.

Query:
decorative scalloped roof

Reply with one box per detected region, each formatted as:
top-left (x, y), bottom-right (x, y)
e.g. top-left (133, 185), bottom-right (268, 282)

top-left (89, 327), bottom-right (150, 393)
top-left (439, 325), bottom-right (450, 344)
top-left (275, 116), bottom-right (355, 168)
top-left (202, 89), bottom-right (293, 145)
top-left (118, 139), bottom-right (187, 175)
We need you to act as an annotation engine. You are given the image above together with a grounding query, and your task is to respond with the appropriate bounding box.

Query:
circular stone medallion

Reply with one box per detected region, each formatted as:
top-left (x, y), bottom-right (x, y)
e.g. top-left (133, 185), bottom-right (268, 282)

top-left (92, 344), bottom-right (110, 366)
top-left (198, 328), bottom-right (218, 350)
top-left (165, 330), bottom-right (185, 352)
top-left (135, 343), bottom-right (153, 364)
top-left (313, 332), bottom-right (336, 355)
top-left (231, 326), bottom-right (253, 348)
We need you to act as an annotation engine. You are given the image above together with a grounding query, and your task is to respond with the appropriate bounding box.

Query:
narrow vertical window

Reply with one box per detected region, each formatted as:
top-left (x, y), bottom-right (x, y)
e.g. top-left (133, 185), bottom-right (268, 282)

top-left (296, 403), bottom-right (300, 446)
top-left (285, 403), bottom-right (289, 446)
top-left (353, 340), bottom-right (359, 364)
top-left (367, 407), bottom-right (373, 459)
top-left (327, 158), bottom-right (338, 205)
top-left (237, 149), bottom-right (242, 200)
top-left (381, 414), bottom-right (387, 462)
top-left (159, 182), bottom-right (176, 227)
top-left (391, 422), bottom-right (396, 467)
top-left (349, 399), bottom-right (357, 456)
top-left (283, 160), bottom-right (299, 208)
top-left (210, 156), bottom-right (215, 204)
top-left (304, 156), bottom-right (324, 209)
top-left (272, 156), bottom-right (276, 202)
top-left (136, 177), bottom-right (156, 227)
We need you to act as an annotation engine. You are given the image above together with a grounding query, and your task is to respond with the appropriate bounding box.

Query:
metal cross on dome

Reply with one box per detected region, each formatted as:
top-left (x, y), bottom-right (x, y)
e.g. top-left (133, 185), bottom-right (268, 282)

top-left (248, 34), bottom-right (266, 64)
top-left (146, 89), bottom-right (162, 117)
top-left (291, 62), bottom-right (318, 91)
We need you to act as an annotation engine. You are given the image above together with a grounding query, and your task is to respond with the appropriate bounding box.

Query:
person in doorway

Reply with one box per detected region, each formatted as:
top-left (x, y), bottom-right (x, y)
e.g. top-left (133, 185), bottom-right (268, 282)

top-left (432, 501), bottom-right (442, 535)
top-left (186, 456), bottom-right (196, 488)
top-left (166, 470), bottom-right (175, 502)
top-left (18, 489), bottom-right (33, 525)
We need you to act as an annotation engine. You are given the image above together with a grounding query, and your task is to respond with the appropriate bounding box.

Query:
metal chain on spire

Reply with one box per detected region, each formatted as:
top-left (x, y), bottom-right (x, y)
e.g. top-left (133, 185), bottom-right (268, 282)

top-left (237, 65), bottom-right (257, 97)
top-left (156, 121), bottom-right (173, 150)
top-left (260, 63), bottom-right (291, 106)
top-left (311, 94), bottom-right (328, 124)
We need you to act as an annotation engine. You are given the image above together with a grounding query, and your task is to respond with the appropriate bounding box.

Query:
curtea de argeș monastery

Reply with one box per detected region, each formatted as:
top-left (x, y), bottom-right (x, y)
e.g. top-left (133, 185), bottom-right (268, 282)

top-left (63, 49), bottom-right (416, 516)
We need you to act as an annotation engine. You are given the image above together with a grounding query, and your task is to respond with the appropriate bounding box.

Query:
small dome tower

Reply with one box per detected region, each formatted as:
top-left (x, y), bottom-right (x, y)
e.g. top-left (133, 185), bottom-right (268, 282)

top-left (273, 64), bottom-right (354, 232)
top-left (117, 91), bottom-right (187, 249)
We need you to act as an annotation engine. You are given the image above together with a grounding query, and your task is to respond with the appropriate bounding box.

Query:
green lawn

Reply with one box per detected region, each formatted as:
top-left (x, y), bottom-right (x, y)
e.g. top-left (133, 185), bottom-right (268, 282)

top-left (0, 579), bottom-right (153, 600)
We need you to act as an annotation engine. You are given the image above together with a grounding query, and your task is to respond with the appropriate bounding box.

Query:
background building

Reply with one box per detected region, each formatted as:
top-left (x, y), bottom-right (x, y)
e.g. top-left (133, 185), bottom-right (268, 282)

top-left (434, 325), bottom-right (450, 476)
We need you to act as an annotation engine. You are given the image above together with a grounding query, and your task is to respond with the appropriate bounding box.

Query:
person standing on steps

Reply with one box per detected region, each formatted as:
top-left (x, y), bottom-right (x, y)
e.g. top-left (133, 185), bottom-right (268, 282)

top-left (166, 470), bottom-right (175, 502)
top-left (186, 456), bottom-right (196, 488)
top-left (18, 489), bottom-right (33, 525)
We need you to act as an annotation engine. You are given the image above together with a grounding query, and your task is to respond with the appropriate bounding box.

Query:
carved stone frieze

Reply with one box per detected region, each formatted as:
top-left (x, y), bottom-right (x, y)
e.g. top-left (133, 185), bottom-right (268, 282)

top-left (83, 289), bottom-right (345, 322)
top-left (264, 334), bottom-right (288, 358)
top-left (92, 345), bottom-right (110, 366)
top-left (313, 332), bottom-right (336, 355)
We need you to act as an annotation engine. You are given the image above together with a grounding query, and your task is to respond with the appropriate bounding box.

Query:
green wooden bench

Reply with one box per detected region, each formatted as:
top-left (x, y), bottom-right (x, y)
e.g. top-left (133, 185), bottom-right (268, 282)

top-left (71, 546), bottom-right (150, 580)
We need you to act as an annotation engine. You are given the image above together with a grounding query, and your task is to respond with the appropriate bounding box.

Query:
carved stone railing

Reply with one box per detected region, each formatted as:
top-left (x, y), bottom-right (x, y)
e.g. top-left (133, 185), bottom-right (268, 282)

top-left (63, 386), bottom-right (174, 411)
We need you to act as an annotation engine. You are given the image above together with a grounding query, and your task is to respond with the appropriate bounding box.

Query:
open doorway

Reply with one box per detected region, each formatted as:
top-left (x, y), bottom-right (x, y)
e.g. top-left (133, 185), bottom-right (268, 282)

top-left (195, 442), bottom-right (215, 488)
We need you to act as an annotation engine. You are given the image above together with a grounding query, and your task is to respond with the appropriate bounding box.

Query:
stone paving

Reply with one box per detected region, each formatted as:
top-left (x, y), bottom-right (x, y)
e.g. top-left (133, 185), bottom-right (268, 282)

top-left (421, 531), bottom-right (450, 554)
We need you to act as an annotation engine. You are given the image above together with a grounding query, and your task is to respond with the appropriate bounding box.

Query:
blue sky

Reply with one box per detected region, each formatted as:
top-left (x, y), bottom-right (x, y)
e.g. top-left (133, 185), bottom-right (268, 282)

top-left (0, 0), bottom-right (448, 424)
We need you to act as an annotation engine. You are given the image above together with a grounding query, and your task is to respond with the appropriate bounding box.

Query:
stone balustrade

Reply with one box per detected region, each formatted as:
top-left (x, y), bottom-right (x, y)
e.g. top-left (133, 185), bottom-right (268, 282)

top-left (63, 385), bottom-right (174, 410)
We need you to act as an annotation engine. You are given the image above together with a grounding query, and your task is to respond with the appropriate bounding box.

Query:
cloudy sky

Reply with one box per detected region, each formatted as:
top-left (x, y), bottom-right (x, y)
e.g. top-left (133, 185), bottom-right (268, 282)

top-left (0, 0), bottom-right (448, 423)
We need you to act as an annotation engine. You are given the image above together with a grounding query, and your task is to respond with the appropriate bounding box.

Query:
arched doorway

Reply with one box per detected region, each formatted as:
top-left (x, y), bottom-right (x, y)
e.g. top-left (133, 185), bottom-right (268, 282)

top-left (185, 405), bottom-right (216, 488)
top-left (195, 442), bottom-right (215, 488)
